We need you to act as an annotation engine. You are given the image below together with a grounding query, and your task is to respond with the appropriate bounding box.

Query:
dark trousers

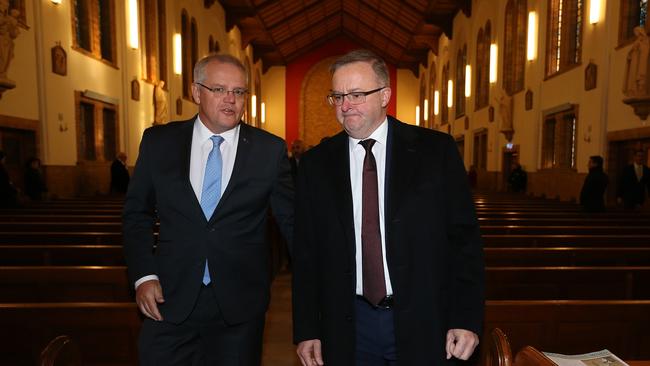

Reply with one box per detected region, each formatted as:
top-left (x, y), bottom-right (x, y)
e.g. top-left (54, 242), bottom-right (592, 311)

top-left (139, 284), bottom-right (265, 366)
top-left (355, 297), bottom-right (398, 366)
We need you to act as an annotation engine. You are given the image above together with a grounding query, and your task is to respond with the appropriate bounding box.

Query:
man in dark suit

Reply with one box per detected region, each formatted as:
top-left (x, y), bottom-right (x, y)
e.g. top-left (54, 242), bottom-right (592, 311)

top-left (110, 152), bottom-right (130, 194)
top-left (292, 50), bottom-right (484, 366)
top-left (123, 54), bottom-right (293, 365)
top-left (617, 149), bottom-right (650, 209)
top-left (289, 139), bottom-right (305, 182)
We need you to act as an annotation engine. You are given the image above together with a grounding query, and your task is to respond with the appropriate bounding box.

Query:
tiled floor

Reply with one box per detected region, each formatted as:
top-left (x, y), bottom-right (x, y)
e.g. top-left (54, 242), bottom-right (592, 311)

top-left (262, 272), bottom-right (302, 366)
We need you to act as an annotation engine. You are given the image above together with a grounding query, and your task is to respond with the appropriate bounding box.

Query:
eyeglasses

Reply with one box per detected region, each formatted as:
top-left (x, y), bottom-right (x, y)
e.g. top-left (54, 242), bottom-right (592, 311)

top-left (327, 87), bottom-right (386, 106)
top-left (195, 83), bottom-right (248, 99)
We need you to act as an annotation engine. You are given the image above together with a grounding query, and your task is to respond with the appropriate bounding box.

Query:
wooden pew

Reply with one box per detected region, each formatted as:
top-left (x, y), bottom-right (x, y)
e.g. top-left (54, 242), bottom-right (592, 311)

top-left (3, 265), bottom-right (648, 302)
top-left (0, 245), bottom-right (125, 266)
top-left (0, 231), bottom-right (123, 244)
top-left (480, 225), bottom-right (650, 235)
top-left (484, 247), bottom-right (650, 267)
top-left (0, 221), bottom-right (123, 232)
top-left (2, 300), bottom-right (648, 365)
top-left (0, 214), bottom-right (122, 222)
top-left (4, 244), bottom-right (645, 268)
top-left (483, 234), bottom-right (650, 247)
top-left (485, 300), bottom-right (650, 360)
top-left (485, 266), bottom-right (650, 300)
top-left (478, 217), bottom-right (650, 226)
top-left (0, 302), bottom-right (140, 366)
top-left (0, 266), bottom-right (132, 302)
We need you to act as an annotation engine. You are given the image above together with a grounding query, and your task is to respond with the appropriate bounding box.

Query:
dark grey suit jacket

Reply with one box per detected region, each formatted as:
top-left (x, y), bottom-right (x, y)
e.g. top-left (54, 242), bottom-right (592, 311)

top-left (123, 117), bottom-right (293, 324)
top-left (292, 116), bottom-right (484, 365)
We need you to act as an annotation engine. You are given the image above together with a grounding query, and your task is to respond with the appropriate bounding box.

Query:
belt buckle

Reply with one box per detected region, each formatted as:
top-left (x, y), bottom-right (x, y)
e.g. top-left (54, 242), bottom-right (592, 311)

top-left (376, 295), bottom-right (393, 309)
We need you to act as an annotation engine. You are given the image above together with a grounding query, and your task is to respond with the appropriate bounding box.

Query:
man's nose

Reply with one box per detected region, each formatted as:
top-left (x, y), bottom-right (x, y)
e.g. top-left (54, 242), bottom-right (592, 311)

top-left (223, 91), bottom-right (236, 103)
top-left (340, 96), bottom-right (352, 111)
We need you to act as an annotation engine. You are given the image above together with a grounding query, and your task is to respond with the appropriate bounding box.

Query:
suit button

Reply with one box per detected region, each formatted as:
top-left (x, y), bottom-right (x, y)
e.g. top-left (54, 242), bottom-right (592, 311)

top-left (209, 228), bottom-right (216, 232)
top-left (346, 315), bottom-right (353, 321)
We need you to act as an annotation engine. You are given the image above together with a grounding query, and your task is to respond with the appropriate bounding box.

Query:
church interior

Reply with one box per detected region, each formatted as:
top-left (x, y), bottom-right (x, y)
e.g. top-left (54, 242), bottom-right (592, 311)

top-left (1, 0), bottom-right (650, 364)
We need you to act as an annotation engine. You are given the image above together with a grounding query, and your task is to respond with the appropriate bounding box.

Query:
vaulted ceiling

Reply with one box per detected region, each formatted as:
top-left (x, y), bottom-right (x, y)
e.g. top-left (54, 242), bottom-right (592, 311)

top-left (217, 0), bottom-right (471, 74)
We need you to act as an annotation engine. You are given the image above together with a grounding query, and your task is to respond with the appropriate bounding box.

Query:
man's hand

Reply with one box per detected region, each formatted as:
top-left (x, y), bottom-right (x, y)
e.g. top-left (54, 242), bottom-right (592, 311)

top-left (446, 329), bottom-right (479, 360)
top-left (135, 279), bottom-right (165, 321)
top-left (296, 339), bottom-right (324, 366)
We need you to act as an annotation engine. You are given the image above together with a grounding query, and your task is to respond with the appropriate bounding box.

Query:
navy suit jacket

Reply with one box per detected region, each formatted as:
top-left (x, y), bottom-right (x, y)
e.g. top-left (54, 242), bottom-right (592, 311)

top-left (123, 118), bottom-right (293, 324)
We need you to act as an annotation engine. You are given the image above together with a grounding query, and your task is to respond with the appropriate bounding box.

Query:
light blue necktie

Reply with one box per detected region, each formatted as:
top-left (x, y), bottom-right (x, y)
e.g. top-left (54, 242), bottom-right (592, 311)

top-left (200, 135), bottom-right (224, 285)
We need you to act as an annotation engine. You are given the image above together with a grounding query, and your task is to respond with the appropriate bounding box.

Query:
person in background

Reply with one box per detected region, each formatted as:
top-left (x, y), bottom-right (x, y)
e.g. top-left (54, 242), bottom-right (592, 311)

top-left (110, 152), bottom-right (130, 194)
top-left (508, 162), bottom-right (527, 193)
top-left (579, 155), bottom-right (608, 212)
top-left (0, 150), bottom-right (17, 207)
top-left (24, 157), bottom-right (47, 201)
top-left (289, 139), bottom-right (305, 182)
top-left (467, 165), bottom-right (478, 189)
top-left (617, 149), bottom-right (650, 210)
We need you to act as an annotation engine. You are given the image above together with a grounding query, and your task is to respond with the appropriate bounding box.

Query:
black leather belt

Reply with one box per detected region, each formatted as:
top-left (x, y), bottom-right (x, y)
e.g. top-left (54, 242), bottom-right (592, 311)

top-left (356, 295), bottom-right (394, 310)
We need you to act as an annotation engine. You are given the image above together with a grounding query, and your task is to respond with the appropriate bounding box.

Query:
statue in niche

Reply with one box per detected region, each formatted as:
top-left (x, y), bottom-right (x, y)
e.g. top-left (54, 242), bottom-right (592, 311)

top-left (153, 80), bottom-right (168, 125)
top-left (525, 89), bottom-right (533, 110)
top-left (623, 27), bottom-right (650, 97)
top-left (176, 97), bottom-right (182, 115)
top-left (495, 89), bottom-right (514, 141)
top-left (585, 61), bottom-right (597, 91)
top-left (131, 79), bottom-right (140, 101)
top-left (0, 0), bottom-right (20, 82)
top-left (51, 42), bottom-right (66, 76)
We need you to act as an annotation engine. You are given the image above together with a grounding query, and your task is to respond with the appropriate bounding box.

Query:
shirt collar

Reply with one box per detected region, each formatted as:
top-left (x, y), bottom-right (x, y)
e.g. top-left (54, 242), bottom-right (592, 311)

top-left (194, 116), bottom-right (240, 146)
top-left (348, 117), bottom-right (389, 150)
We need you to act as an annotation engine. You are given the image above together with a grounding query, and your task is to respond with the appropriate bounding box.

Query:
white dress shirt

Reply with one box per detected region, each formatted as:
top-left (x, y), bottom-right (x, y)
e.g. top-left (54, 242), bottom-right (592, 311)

top-left (135, 117), bottom-right (240, 289)
top-left (634, 163), bottom-right (644, 181)
top-left (349, 118), bottom-right (393, 296)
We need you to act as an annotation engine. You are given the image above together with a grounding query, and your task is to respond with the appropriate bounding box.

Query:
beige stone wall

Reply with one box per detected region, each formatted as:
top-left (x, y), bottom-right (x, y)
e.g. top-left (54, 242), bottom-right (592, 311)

top-left (409, 0), bottom-right (648, 199)
top-left (261, 66), bottom-right (286, 140)
top-left (299, 57), bottom-right (340, 147)
top-left (0, 0), bottom-right (263, 196)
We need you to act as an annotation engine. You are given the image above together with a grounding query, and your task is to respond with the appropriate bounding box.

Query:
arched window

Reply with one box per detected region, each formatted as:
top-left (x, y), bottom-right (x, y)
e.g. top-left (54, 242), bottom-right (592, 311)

top-left (455, 44), bottom-right (467, 118)
top-left (72, 0), bottom-right (116, 64)
top-left (255, 70), bottom-right (262, 128)
top-left (546, 0), bottom-right (583, 77)
top-left (143, 0), bottom-right (167, 83)
top-left (503, 0), bottom-right (527, 95)
top-left (475, 22), bottom-right (491, 110)
top-left (181, 10), bottom-right (191, 98)
top-left (419, 77), bottom-right (426, 126)
top-left (620, 0), bottom-right (649, 44)
top-left (441, 62), bottom-right (450, 124)
top-left (428, 63), bottom-right (437, 128)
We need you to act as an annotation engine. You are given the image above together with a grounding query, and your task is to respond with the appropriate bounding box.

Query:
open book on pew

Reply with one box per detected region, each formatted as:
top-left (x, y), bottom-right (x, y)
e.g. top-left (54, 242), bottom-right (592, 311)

top-left (543, 349), bottom-right (628, 366)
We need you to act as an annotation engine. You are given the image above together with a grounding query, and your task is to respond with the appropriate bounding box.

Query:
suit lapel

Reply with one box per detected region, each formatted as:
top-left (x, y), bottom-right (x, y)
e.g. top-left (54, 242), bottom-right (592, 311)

top-left (177, 118), bottom-right (208, 223)
top-left (328, 132), bottom-right (356, 261)
top-left (386, 117), bottom-right (419, 221)
top-left (209, 122), bottom-right (251, 223)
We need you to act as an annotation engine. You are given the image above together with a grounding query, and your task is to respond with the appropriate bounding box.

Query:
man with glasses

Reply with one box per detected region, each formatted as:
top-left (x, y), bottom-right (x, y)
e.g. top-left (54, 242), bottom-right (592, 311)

top-left (292, 49), bottom-right (484, 365)
top-left (123, 53), bottom-right (294, 365)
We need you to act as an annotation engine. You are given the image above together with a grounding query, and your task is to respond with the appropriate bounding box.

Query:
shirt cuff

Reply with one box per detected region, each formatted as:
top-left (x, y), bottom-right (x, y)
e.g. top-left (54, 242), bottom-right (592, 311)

top-left (135, 275), bottom-right (159, 289)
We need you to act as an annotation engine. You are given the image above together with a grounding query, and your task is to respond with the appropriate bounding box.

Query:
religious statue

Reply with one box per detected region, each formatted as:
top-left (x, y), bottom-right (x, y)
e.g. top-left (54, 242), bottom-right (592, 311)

top-left (495, 89), bottom-right (514, 141)
top-left (0, 0), bottom-right (21, 82)
top-left (623, 26), bottom-right (650, 97)
top-left (153, 80), bottom-right (168, 125)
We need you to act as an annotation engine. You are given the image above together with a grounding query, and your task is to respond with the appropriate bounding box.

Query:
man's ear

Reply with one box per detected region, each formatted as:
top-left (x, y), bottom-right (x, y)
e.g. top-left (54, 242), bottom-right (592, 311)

top-left (381, 87), bottom-right (392, 108)
top-left (191, 83), bottom-right (201, 104)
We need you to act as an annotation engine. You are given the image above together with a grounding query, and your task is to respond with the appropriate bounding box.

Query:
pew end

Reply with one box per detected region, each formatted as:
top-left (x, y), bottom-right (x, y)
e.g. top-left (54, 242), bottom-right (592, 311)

top-left (513, 346), bottom-right (555, 366)
top-left (39, 335), bottom-right (82, 366)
